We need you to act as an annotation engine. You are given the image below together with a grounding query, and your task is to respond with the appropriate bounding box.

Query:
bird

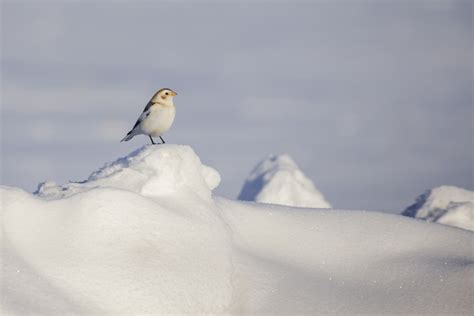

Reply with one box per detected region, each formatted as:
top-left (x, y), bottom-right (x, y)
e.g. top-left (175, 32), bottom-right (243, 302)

top-left (121, 88), bottom-right (177, 145)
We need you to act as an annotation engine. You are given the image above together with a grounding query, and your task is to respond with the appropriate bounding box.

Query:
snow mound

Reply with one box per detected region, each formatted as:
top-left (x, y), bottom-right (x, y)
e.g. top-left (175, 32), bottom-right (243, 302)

top-left (402, 185), bottom-right (474, 231)
top-left (35, 144), bottom-right (221, 201)
top-left (238, 154), bottom-right (331, 208)
top-left (3, 145), bottom-right (231, 314)
top-left (219, 199), bottom-right (473, 315)
top-left (2, 146), bottom-right (473, 314)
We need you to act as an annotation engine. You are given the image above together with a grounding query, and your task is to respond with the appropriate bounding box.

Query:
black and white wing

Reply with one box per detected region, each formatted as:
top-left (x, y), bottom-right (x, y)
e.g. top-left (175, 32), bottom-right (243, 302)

top-left (130, 101), bottom-right (153, 131)
top-left (120, 101), bottom-right (154, 142)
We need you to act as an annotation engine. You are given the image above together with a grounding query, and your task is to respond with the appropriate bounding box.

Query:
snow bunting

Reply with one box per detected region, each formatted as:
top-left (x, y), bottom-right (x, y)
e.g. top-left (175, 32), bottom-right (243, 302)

top-left (121, 88), bottom-right (177, 144)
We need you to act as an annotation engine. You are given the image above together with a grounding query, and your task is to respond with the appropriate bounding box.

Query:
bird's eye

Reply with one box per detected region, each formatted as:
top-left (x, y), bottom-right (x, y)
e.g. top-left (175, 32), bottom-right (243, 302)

top-left (165, 92), bottom-right (169, 96)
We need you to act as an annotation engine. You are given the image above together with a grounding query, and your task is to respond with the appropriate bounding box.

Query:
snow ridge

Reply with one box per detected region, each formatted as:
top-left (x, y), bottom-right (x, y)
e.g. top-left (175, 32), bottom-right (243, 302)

top-left (238, 154), bottom-right (331, 208)
top-left (35, 144), bottom-right (221, 201)
top-left (4, 145), bottom-right (232, 314)
top-left (402, 185), bottom-right (474, 231)
top-left (2, 146), bottom-right (473, 314)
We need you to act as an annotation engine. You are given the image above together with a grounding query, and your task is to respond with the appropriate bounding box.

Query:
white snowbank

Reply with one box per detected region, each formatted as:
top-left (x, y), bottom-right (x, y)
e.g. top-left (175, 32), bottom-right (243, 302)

top-left (2, 145), bottom-right (473, 314)
top-left (3, 145), bottom-right (231, 314)
top-left (219, 199), bottom-right (473, 314)
top-left (35, 145), bottom-right (221, 201)
top-left (238, 154), bottom-right (331, 208)
top-left (402, 185), bottom-right (474, 231)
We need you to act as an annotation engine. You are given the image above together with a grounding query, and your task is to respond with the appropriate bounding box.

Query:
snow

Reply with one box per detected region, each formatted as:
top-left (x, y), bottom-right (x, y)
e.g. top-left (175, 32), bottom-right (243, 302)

top-left (402, 185), bottom-right (474, 231)
top-left (238, 154), bottom-right (331, 208)
top-left (2, 145), bottom-right (473, 314)
top-left (35, 145), bottom-right (221, 201)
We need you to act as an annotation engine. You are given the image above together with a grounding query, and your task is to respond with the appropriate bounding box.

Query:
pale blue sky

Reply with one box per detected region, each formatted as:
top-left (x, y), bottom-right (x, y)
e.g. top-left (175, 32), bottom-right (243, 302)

top-left (1, 0), bottom-right (472, 213)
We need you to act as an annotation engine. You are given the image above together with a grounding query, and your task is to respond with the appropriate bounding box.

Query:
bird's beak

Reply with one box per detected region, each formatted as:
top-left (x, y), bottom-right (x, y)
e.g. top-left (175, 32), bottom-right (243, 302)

top-left (171, 91), bottom-right (177, 96)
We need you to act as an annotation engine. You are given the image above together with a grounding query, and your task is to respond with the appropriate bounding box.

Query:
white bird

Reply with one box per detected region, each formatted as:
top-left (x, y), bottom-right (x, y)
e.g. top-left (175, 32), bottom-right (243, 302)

top-left (121, 88), bottom-right (177, 145)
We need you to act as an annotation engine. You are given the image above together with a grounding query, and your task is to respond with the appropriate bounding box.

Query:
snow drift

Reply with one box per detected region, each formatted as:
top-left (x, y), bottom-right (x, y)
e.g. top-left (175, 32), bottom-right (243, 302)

top-left (3, 145), bottom-right (231, 314)
top-left (402, 185), bottom-right (474, 231)
top-left (2, 145), bottom-right (473, 314)
top-left (238, 154), bottom-right (331, 208)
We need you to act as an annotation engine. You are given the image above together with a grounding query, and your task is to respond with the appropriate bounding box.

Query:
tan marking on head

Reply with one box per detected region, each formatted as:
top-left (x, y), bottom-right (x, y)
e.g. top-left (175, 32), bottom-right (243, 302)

top-left (150, 88), bottom-right (177, 104)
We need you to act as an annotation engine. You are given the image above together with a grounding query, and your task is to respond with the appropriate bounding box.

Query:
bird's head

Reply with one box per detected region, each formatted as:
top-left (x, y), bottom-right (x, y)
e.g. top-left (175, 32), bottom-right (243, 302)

top-left (151, 88), bottom-right (177, 106)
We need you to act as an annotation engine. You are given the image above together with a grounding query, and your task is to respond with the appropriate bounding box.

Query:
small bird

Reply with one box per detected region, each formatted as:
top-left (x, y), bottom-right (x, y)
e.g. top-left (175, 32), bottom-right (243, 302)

top-left (121, 88), bottom-right (177, 145)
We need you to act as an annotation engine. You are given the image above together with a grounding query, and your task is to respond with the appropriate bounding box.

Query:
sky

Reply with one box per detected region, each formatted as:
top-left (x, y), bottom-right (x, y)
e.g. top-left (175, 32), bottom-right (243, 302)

top-left (1, 0), bottom-right (472, 213)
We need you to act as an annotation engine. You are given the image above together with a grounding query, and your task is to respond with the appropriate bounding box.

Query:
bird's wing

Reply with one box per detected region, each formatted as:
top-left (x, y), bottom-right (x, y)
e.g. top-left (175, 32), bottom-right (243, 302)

top-left (130, 101), bottom-right (154, 131)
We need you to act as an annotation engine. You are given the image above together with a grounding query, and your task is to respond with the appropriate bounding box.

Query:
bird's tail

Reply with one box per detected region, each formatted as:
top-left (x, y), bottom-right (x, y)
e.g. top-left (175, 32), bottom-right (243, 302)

top-left (120, 130), bottom-right (135, 142)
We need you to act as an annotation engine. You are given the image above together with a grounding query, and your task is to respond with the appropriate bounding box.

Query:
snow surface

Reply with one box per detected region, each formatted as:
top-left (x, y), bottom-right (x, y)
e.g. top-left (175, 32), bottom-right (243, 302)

top-left (402, 185), bottom-right (474, 231)
top-left (2, 145), bottom-right (473, 314)
top-left (238, 154), bottom-right (331, 208)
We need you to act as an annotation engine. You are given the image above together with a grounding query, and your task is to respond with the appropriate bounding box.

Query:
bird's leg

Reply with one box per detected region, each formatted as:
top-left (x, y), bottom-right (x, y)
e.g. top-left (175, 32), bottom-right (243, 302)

top-left (149, 136), bottom-right (156, 145)
top-left (159, 136), bottom-right (166, 144)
